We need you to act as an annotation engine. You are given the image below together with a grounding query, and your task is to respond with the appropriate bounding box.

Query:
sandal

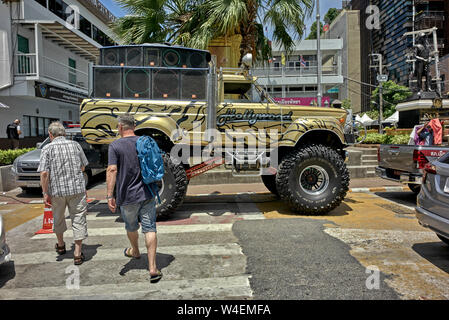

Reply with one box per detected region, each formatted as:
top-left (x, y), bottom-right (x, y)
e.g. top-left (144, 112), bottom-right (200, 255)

top-left (124, 248), bottom-right (141, 259)
top-left (150, 270), bottom-right (163, 283)
top-left (55, 243), bottom-right (66, 255)
top-left (74, 252), bottom-right (85, 265)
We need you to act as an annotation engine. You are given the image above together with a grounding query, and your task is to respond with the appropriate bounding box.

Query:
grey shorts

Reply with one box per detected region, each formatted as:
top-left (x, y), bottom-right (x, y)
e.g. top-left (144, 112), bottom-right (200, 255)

top-left (119, 198), bottom-right (156, 233)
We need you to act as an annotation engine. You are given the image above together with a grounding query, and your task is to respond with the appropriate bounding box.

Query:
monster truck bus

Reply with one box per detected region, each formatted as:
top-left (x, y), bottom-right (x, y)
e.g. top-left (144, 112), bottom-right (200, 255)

top-left (80, 44), bottom-right (355, 218)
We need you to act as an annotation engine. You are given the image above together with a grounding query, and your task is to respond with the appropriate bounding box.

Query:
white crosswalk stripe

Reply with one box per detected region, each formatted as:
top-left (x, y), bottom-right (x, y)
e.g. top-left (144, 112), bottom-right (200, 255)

top-left (12, 243), bottom-right (243, 265)
top-left (31, 223), bottom-right (235, 239)
top-left (3, 200), bottom-right (266, 299)
top-left (0, 275), bottom-right (252, 300)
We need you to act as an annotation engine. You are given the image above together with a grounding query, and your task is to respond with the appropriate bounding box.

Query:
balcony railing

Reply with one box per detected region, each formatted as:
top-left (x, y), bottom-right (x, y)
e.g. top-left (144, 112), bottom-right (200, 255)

top-left (16, 53), bottom-right (37, 76)
top-left (14, 53), bottom-right (88, 91)
top-left (42, 56), bottom-right (88, 90)
top-left (252, 65), bottom-right (340, 78)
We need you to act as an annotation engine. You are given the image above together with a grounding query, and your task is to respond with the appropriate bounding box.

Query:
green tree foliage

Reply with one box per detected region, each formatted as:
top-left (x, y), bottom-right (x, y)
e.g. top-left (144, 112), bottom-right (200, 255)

top-left (306, 7), bottom-right (341, 40)
top-left (370, 80), bottom-right (412, 119)
top-left (342, 98), bottom-right (352, 110)
top-left (306, 21), bottom-right (323, 40)
top-left (112, 0), bottom-right (169, 44)
top-left (112, 0), bottom-right (314, 64)
top-left (324, 8), bottom-right (341, 25)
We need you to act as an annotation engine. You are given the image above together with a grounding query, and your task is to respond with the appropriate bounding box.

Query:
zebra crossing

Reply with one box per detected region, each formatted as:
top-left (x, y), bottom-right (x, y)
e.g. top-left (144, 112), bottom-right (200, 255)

top-left (0, 199), bottom-right (265, 299)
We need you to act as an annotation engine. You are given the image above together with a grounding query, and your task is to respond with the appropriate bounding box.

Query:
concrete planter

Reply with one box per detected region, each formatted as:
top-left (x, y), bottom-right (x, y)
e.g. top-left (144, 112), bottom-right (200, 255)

top-left (0, 165), bottom-right (16, 192)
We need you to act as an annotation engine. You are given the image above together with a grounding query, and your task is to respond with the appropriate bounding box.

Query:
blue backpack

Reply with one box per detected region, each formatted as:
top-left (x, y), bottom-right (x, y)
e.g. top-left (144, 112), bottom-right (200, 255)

top-left (136, 136), bottom-right (165, 204)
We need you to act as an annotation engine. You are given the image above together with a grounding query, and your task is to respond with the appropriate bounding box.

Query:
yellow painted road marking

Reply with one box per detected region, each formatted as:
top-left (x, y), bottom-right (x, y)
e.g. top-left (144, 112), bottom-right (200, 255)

top-left (256, 193), bottom-right (425, 232)
top-left (1, 204), bottom-right (44, 232)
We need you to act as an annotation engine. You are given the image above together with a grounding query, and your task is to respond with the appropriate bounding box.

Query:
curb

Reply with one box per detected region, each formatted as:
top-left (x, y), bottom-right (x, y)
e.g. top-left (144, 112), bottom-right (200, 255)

top-left (349, 186), bottom-right (410, 193)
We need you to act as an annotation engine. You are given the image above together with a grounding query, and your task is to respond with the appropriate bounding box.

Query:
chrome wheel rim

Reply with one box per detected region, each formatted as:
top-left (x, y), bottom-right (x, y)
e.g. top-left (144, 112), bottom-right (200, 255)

top-left (299, 165), bottom-right (329, 196)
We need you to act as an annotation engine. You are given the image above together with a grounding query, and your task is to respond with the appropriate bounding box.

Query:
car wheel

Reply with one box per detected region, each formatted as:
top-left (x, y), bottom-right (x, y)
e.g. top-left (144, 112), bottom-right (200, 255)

top-left (261, 175), bottom-right (279, 196)
top-left (276, 144), bottom-right (350, 215)
top-left (408, 184), bottom-right (421, 195)
top-left (437, 234), bottom-right (449, 246)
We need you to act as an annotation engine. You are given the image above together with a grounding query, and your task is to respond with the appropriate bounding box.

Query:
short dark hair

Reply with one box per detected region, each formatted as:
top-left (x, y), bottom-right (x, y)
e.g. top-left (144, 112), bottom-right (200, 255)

top-left (117, 113), bottom-right (135, 131)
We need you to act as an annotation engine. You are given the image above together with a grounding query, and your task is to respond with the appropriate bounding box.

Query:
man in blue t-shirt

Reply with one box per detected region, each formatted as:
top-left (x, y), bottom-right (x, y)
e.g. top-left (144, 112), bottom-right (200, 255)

top-left (106, 113), bottom-right (162, 283)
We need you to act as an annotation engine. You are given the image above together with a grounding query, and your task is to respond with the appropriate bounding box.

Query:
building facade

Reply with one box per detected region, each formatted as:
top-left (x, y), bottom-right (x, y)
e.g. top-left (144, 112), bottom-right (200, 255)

top-left (0, 0), bottom-right (118, 148)
top-left (346, 0), bottom-right (449, 110)
top-left (347, 0), bottom-right (376, 112)
top-left (253, 39), bottom-right (345, 110)
top-left (323, 10), bottom-right (362, 113)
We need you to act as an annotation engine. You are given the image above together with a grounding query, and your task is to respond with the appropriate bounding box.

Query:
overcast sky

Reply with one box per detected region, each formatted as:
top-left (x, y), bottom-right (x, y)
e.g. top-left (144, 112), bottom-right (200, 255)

top-left (101, 0), bottom-right (343, 40)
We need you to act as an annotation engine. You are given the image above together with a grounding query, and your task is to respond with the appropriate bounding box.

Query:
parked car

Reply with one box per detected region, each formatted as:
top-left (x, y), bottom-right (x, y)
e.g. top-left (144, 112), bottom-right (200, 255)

top-left (0, 215), bottom-right (11, 265)
top-left (416, 152), bottom-right (449, 246)
top-left (11, 127), bottom-right (108, 193)
top-left (376, 145), bottom-right (449, 195)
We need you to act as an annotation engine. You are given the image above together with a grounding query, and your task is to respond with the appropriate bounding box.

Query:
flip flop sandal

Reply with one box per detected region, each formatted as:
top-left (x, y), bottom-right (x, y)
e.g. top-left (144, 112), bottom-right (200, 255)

top-left (124, 248), bottom-right (141, 259)
top-left (74, 253), bottom-right (85, 265)
top-left (55, 243), bottom-right (66, 255)
top-left (150, 270), bottom-right (163, 283)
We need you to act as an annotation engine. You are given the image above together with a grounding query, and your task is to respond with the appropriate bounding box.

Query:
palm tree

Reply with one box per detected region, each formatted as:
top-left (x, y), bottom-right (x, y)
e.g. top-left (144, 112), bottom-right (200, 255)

top-left (112, 0), bottom-right (169, 44)
top-left (112, 0), bottom-right (314, 64)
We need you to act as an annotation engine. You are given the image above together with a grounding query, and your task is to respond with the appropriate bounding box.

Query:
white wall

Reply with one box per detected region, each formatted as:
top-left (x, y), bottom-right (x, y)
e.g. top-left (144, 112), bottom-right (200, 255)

top-left (0, 96), bottom-right (80, 138)
top-left (0, 2), bottom-right (13, 89)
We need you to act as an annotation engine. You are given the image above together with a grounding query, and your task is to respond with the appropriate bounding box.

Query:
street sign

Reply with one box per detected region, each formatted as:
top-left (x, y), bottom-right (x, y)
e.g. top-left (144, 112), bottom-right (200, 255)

top-left (323, 24), bottom-right (329, 32)
top-left (377, 74), bottom-right (388, 82)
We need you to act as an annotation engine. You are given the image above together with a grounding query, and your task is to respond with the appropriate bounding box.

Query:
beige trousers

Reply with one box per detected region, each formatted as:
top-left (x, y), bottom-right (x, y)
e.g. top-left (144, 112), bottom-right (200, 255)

top-left (52, 193), bottom-right (88, 241)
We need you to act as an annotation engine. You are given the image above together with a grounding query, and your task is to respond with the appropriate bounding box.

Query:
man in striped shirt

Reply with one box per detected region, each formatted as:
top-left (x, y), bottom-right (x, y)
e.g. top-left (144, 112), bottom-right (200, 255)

top-left (38, 122), bottom-right (89, 265)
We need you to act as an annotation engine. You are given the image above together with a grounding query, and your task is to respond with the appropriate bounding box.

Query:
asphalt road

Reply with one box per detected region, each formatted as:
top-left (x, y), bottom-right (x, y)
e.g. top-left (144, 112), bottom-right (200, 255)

top-left (233, 218), bottom-right (399, 300)
top-left (1, 183), bottom-right (449, 300)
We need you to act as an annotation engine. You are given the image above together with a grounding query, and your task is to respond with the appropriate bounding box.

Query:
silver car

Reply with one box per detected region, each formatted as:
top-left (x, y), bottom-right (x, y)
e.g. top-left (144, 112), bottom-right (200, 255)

top-left (416, 152), bottom-right (449, 246)
top-left (11, 128), bottom-right (108, 192)
top-left (0, 215), bottom-right (11, 265)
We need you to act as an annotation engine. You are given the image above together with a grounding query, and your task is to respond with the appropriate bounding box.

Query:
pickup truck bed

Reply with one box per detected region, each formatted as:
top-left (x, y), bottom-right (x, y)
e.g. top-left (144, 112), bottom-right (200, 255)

top-left (376, 144), bottom-right (449, 189)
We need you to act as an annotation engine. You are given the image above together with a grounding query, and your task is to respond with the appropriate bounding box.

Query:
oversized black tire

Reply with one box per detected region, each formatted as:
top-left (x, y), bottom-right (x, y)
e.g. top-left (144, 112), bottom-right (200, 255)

top-left (437, 234), bottom-right (449, 246)
top-left (276, 144), bottom-right (350, 215)
top-left (408, 184), bottom-right (421, 195)
top-left (261, 175), bottom-right (279, 196)
top-left (156, 153), bottom-right (188, 220)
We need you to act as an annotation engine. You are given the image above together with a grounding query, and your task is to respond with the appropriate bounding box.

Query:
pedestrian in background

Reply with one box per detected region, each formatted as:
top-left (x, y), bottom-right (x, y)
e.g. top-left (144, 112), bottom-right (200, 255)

top-left (38, 121), bottom-right (89, 265)
top-left (6, 119), bottom-right (21, 149)
top-left (106, 113), bottom-right (162, 283)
